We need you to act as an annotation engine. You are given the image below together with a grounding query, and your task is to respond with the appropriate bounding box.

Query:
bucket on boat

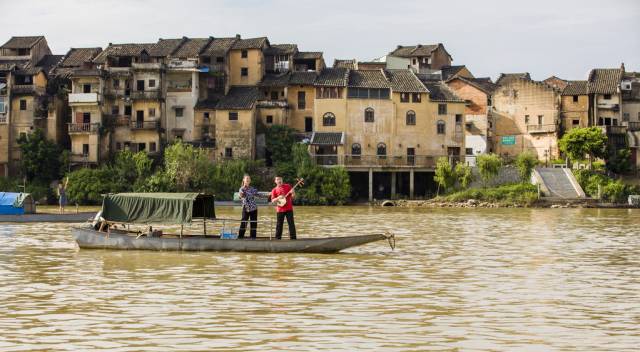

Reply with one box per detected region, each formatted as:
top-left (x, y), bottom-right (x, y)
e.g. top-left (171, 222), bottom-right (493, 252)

top-left (220, 225), bottom-right (239, 239)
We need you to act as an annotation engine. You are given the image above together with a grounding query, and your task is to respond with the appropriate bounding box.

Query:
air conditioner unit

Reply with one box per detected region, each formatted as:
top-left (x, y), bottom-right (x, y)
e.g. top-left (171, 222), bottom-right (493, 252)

top-left (621, 82), bottom-right (632, 90)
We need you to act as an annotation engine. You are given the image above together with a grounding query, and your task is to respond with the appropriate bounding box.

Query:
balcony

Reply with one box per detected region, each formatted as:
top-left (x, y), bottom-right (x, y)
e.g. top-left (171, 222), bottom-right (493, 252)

top-left (527, 124), bottom-right (556, 134)
top-left (70, 153), bottom-right (97, 164)
top-left (310, 154), bottom-right (461, 168)
top-left (104, 115), bottom-right (131, 127)
top-left (597, 103), bottom-right (620, 111)
top-left (599, 125), bottom-right (627, 135)
top-left (256, 100), bottom-right (290, 108)
top-left (11, 84), bottom-right (45, 95)
top-left (132, 62), bottom-right (162, 71)
top-left (69, 92), bottom-right (101, 104)
top-left (167, 59), bottom-right (197, 70)
top-left (68, 123), bottom-right (100, 134)
top-left (130, 90), bottom-right (162, 100)
top-left (130, 120), bottom-right (161, 130)
top-left (628, 122), bottom-right (640, 132)
top-left (201, 63), bottom-right (225, 72)
top-left (0, 114), bottom-right (7, 124)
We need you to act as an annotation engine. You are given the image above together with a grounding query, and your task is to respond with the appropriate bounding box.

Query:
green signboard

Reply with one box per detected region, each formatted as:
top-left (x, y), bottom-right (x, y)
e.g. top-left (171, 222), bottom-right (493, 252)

top-left (501, 136), bottom-right (516, 145)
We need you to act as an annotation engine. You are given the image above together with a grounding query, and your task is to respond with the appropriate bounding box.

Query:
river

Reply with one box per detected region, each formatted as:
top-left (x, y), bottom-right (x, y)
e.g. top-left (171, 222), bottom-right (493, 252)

top-left (1, 207), bottom-right (639, 351)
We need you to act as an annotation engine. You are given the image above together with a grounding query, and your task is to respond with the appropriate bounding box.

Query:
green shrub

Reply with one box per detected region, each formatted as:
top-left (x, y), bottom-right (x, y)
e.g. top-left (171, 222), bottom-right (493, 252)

top-left (440, 183), bottom-right (538, 206)
top-left (434, 157), bottom-right (456, 194)
top-left (602, 180), bottom-right (627, 203)
top-left (477, 153), bottom-right (502, 187)
top-left (455, 163), bottom-right (474, 189)
top-left (515, 152), bottom-right (538, 182)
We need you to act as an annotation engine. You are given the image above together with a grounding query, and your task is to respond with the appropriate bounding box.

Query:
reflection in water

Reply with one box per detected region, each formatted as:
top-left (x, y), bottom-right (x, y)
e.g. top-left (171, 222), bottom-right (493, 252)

top-left (0, 207), bottom-right (639, 351)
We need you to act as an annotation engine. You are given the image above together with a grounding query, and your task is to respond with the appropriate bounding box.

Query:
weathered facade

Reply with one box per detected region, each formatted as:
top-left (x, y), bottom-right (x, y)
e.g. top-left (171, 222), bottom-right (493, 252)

top-left (560, 81), bottom-right (589, 132)
top-left (387, 43), bottom-right (452, 73)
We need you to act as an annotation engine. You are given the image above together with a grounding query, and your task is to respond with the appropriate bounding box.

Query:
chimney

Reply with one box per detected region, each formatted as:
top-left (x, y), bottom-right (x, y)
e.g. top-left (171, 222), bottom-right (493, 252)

top-left (108, 42), bottom-right (112, 46)
top-left (621, 62), bottom-right (626, 72)
top-left (236, 34), bottom-right (241, 39)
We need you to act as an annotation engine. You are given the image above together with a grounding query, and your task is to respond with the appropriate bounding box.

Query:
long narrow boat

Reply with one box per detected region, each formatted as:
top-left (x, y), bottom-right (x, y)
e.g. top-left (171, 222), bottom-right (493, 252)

top-left (72, 193), bottom-right (394, 254)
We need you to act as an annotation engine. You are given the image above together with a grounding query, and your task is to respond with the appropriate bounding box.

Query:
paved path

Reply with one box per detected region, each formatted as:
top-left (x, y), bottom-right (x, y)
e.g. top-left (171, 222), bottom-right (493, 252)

top-left (0, 212), bottom-right (96, 223)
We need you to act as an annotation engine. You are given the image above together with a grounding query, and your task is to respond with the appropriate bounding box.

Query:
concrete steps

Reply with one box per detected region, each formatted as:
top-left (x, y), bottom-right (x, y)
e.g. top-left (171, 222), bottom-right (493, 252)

top-left (534, 168), bottom-right (586, 199)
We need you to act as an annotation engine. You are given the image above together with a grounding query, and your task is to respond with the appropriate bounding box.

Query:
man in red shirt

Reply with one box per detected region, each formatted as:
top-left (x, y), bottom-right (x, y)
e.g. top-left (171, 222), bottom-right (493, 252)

top-left (270, 176), bottom-right (297, 240)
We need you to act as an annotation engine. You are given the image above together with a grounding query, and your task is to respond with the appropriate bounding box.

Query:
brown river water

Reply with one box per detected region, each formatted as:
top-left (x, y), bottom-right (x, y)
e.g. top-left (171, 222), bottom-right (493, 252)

top-left (1, 206), bottom-right (639, 351)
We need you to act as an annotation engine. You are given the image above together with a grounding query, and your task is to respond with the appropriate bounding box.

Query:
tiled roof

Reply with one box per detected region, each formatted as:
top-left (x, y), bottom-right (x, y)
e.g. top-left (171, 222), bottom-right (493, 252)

top-left (215, 86), bottom-right (261, 109)
top-left (543, 76), bottom-right (568, 90)
top-left (289, 71), bottom-right (317, 85)
top-left (390, 44), bottom-right (439, 58)
top-left (423, 81), bottom-right (465, 102)
top-left (561, 80), bottom-right (588, 96)
top-left (310, 132), bottom-right (344, 145)
top-left (333, 59), bottom-right (356, 69)
top-left (260, 73), bottom-right (291, 87)
top-left (265, 44), bottom-right (298, 55)
top-left (93, 43), bottom-right (156, 63)
top-left (58, 48), bottom-right (102, 67)
top-left (496, 72), bottom-right (531, 86)
top-left (1, 36), bottom-right (44, 49)
top-left (195, 96), bottom-right (222, 109)
top-left (451, 76), bottom-right (498, 94)
top-left (315, 67), bottom-right (349, 87)
top-left (202, 37), bottom-right (238, 56)
top-left (348, 70), bottom-right (390, 89)
top-left (149, 38), bottom-right (185, 57)
top-left (588, 68), bottom-right (623, 94)
top-left (231, 37), bottom-right (268, 50)
top-left (441, 65), bottom-right (467, 80)
top-left (172, 38), bottom-right (210, 58)
top-left (294, 51), bottom-right (322, 60)
top-left (385, 69), bottom-right (428, 93)
top-left (35, 54), bottom-right (64, 76)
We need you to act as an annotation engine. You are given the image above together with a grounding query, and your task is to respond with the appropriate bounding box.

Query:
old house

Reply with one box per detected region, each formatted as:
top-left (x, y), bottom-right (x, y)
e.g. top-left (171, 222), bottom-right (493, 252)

top-left (543, 76), bottom-right (568, 91)
top-left (560, 80), bottom-right (589, 131)
top-left (387, 43), bottom-right (452, 73)
top-left (213, 86), bottom-right (261, 160)
top-left (492, 76), bottom-right (561, 161)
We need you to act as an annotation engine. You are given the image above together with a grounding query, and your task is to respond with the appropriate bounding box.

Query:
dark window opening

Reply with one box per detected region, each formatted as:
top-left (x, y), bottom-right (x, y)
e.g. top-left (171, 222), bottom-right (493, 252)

top-left (175, 107), bottom-right (184, 117)
top-left (225, 147), bottom-right (233, 158)
top-left (364, 108), bottom-right (374, 122)
top-left (83, 84), bottom-right (91, 93)
top-left (572, 95), bottom-right (578, 102)
top-left (202, 57), bottom-right (211, 64)
top-left (124, 105), bottom-right (132, 116)
top-left (229, 112), bottom-right (238, 121)
top-left (150, 142), bottom-right (157, 152)
top-left (438, 104), bottom-right (447, 115)
top-left (149, 79), bottom-right (156, 88)
top-left (241, 50), bottom-right (248, 58)
top-left (351, 143), bottom-right (361, 155)
top-left (305, 117), bottom-right (313, 132)
top-left (270, 91), bottom-right (278, 100)
top-left (19, 99), bottom-right (27, 110)
top-left (377, 143), bottom-right (387, 157)
top-left (455, 114), bottom-right (463, 124)
top-left (412, 93), bottom-right (421, 103)
top-left (322, 112), bottom-right (335, 126)
top-left (406, 110), bottom-right (416, 125)
top-left (297, 91), bottom-right (306, 109)
top-left (466, 148), bottom-right (473, 155)
top-left (266, 115), bottom-right (273, 124)
top-left (82, 144), bottom-right (89, 156)
top-left (82, 112), bottom-right (91, 123)
top-left (241, 67), bottom-right (248, 76)
top-left (400, 93), bottom-right (410, 103)
top-left (437, 120), bottom-right (445, 134)
top-left (603, 94), bottom-right (612, 100)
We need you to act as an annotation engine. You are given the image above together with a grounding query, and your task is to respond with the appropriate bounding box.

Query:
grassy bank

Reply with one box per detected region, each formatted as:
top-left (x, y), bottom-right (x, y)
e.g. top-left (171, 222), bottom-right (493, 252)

top-left (435, 183), bottom-right (539, 206)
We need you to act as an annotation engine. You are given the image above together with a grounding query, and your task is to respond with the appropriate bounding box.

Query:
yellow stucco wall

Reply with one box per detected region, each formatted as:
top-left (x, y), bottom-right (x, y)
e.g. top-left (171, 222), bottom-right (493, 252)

top-left (561, 94), bottom-right (589, 131)
top-left (287, 86), bottom-right (315, 131)
top-left (229, 49), bottom-right (264, 86)
top-left (215, 108), bottom-right (255, 159)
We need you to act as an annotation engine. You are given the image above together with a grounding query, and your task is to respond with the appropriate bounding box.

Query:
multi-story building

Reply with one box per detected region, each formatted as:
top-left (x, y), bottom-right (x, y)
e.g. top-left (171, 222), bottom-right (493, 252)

top-left (385, 44), bottom-right (452, 73)
top-left (622, 71), bottom-right (640, 168)
top-left (493, 76), bottom-right (562, 161)
top-left (560, 81), bottom-right (589, 132)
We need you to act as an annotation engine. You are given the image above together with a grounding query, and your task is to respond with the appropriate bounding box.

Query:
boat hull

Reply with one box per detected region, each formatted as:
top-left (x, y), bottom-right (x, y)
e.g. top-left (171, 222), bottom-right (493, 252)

top-left (72, 227), bottom-right (388, 254)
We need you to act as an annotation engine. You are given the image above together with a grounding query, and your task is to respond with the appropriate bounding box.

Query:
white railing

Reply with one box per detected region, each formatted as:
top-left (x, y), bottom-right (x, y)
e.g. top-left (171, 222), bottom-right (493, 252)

top-left (69, 93), bottom-right (100, 104)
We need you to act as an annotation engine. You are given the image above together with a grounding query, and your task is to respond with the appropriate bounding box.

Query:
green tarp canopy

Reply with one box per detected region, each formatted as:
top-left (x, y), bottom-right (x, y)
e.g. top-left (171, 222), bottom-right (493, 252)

top-left (101, 193), bottom-right (216, 224)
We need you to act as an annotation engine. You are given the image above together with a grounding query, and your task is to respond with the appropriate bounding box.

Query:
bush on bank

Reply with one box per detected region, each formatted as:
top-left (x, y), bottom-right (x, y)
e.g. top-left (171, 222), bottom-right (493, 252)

top-left (438, 183), bottom-right (539, 206)
top-left (573, 169), bottom-right (639, 203)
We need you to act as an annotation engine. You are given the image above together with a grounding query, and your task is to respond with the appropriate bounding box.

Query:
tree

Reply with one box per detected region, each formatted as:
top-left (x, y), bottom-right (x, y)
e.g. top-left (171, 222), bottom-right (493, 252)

top-left (265, 124), bottom-right (298, 164)
top-left (163, 141), bottom-right (211, 191)
top-left (559, 127), bottom-right (607, 167)
top-left (606, 148), bottom-right (632, 174)
top-left (515, 152), bottom-right (538, 182)
top-left (477, 153), bottom-right (502, 187)
top-left (434, 157), bottom-right (456, 194)
top-left (111, 150), bottom-right (154, 190)
top-left (455, 163), bottom-right (474, 189)
top-left (66, 168), bottom-right (123, 204)
top-left (17, 128), bottom-right (62, 182)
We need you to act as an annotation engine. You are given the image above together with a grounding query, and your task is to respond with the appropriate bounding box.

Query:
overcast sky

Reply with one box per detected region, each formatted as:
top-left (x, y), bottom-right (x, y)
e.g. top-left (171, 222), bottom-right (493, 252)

top-left (1, 0), bottom-right (638, 81)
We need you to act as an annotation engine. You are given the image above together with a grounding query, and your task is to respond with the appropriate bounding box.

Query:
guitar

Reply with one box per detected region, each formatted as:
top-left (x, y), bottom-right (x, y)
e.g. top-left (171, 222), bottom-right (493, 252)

top-left (273, 178), bottom-right (304, 207)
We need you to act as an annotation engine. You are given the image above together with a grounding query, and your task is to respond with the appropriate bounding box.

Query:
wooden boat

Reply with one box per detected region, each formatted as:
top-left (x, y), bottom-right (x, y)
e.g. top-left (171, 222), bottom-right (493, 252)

top-left (72, 193), bottom-right (394, 254)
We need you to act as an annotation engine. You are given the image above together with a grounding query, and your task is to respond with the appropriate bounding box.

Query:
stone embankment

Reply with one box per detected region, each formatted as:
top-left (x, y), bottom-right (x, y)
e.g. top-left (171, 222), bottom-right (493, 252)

top-left (384, 199), bottom-right (602, 208)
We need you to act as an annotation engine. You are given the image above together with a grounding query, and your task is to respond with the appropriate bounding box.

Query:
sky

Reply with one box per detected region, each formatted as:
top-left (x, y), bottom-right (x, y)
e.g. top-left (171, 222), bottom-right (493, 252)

top-left (1, 0), bottom-right (638, 81)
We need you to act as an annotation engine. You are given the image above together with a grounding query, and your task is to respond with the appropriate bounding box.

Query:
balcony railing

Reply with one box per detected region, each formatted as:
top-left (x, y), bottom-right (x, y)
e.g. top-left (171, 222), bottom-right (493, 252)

top-left (69, 92), bottom-right (101, 104)
top-left (627, 121), bottom-right (640, 132)
top-left (132, 62), bottom-right (163, 70)
top-left (599, 125), bottom-right (627, 135)
top-left (310, 154), bottom-right (461, 168)
top-left (68, 123), bottom-right (100, 133)
top-left (131, 90), bottom-right (162, 100)
top-left (256, 100), bottom-right (290, 108)
top-left (12, 84), bottom-right (45, 95)
top-left (527, 124), bottom-right (556, 134)
top-left (0, 115), bottom-right (7, 124)
top-left (597, 103), bottom-right (620, 111)
top-left (130, 120), bottom-right (161, 130)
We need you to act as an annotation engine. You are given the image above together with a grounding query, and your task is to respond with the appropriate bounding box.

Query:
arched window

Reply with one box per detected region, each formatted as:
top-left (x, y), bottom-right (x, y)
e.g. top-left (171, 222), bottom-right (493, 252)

top-left (406, 110), bottom-right (416, 125)
top-left (351, 143), bottom-right (361, 155)
top-left (377, 143), bottom-right (387, 157)
top-left (364, 107), bottom-right (374, 122)
top-left (323, 112), bottom-right (336, 126)
top-left (437, 120), bottom-right (446, 134)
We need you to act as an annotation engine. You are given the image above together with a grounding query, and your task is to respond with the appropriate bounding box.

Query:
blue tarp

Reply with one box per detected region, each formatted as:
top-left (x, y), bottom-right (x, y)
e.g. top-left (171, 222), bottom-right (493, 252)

top-left (0, 192), bottom-right (25, 215)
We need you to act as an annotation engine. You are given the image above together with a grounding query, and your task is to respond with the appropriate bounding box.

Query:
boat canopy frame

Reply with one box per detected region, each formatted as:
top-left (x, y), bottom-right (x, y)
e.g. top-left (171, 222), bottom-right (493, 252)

top-left (101, 193), bottom-right (216, 225)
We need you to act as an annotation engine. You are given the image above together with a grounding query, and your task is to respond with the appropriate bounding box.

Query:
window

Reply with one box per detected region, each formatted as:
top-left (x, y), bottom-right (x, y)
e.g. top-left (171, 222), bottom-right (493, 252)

top-left (112, 106), bottom-right (119, 115)
top-left (138, 143), bottom-right (146, 152)
top-left (83, 84), bottom-right (91, 93)
top-left (266, 115), bottom-right (273, 124)
top-left (438, 104), bottom-right (447, 115)
top-left (216, 57), bottom-right (224, 63)
top-left (455, 114), bottom-right (463, 125)
top-left (241, 67), bottom-right (248, 76)
top-left (364, 108), bottom-right (374, 122)
top-left (204, 112), bottom-right (210, 120)
top-left (437, 120), bottom-right (445, 134)
top-left (351, 143), bottom-right (361, 155)
top-left (406, 110), bottom-right (416, 125)
top-left (513, 90), bottom-right (518, 98)
top-left (82, 112), bottom-right (91, 123)
top-left (82, 144), bottom-right (89, 156)
top-left (124, 105), bottom-right (132, 116)
top-left (229, 112), bottom-right (238, 121)
top-left (573, 95), bottom-right (578, 102)
top-left (136, 80), bottom-right (144, 91)
top-left (573, 119), bottom-right (580, 126)
top-left (347, 88), bottom-right (390, 99)
top-left (149, 108), bottom-right (156, 117)
top-left (150, 142), bottom-right (157, 152)
top-left (317, 87), bottom-right (342, 99)
top-left (538, 115), bottom-right (543, 125)
top-left (202, 57), bottom-right (211, 64)
top-left (604, 94), bottom-right (612, 100)
top-left (322, 112), bottom-right (335, 126)
top-left (400, 93), bottom-right (410, 103)
top-left (0, 97), bottom-right (5, 114)
top-left (149, 79), bottom-right (156, 88)
top-left (241, 50), bottom-right (248, 58)
top-left (225, 147), bottom-right (233, 158)
top-left (20, 99), bottom-right (26, 110)
top-left (466, 148), bottom-right (473, 155)
top-left (175, 107), bottom-right (184, 117)
top-left (525, 115), bottom-right (530, 124)
top-left (305, 117), bottom-right (313, 132)
top-left (113, 79), bottom-right (120, 88)
top-left (412, 93), bottom-right (421, 103)
top-left (412, 59), bottom-right (417, 65)
top-left (376, 143), bottom-right (387, 157)
top-left (297, 91), bottom-right (306, 109)
top-left (270, 91), bottom-right (278, 100)
top-left (623, 112), bottom-right (629, 121)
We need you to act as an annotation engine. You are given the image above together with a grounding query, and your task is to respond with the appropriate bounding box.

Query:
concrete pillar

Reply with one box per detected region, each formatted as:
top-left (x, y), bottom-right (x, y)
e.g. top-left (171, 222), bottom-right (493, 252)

top-left (410, 169), bottom-right (415, 199)
top-left (368, 168), bottom-right (373, 202)
top-left (391, 172), bottom-right (396, 199)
